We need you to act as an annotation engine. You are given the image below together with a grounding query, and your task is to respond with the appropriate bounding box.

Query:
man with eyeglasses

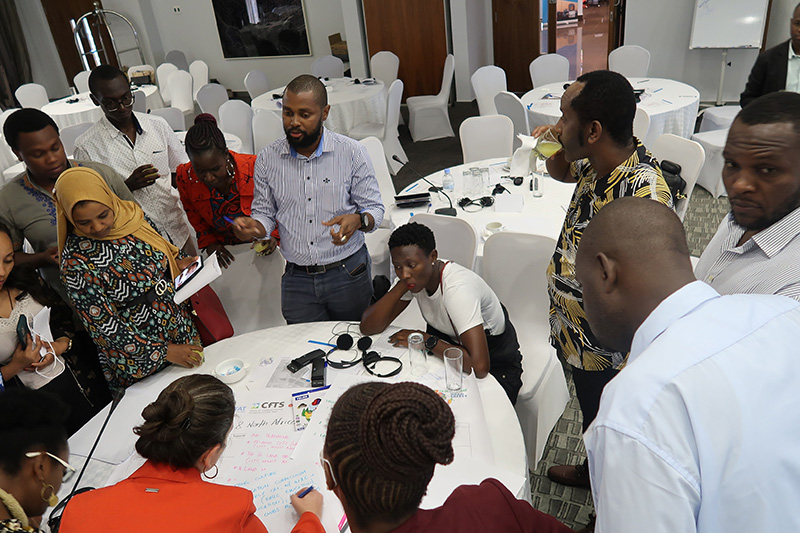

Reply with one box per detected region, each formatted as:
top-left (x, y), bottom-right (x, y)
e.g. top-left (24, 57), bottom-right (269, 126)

top-left (73, 65), bottom-right (193, 252)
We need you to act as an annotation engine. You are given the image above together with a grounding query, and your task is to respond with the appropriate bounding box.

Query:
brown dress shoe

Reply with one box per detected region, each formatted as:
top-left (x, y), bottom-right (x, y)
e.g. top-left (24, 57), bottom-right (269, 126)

top-left (547, 462), bottom-right (591, 488)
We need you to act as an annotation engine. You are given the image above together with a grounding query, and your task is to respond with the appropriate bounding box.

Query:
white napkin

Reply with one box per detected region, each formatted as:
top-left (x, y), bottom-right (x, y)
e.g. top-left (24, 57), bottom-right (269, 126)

top-left (510, 134), bottom-right (537, 176)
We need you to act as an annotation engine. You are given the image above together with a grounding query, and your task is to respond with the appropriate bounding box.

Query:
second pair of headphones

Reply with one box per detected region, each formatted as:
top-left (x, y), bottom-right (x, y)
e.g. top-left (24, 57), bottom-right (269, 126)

top-left (328, 333), bottom-right (402, 378)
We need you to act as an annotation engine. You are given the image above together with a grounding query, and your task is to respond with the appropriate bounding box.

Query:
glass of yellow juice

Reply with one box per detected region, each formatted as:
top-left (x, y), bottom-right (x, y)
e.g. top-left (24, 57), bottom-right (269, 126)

top-left (534, 128), bottom-right (562, 160)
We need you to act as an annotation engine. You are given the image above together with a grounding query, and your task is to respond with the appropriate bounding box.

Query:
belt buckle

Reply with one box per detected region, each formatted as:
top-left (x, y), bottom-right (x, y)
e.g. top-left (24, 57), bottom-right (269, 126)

top-left (154, 279), bottom-right (168, 296)
top-left (306, 265), bottom-right (326, 275)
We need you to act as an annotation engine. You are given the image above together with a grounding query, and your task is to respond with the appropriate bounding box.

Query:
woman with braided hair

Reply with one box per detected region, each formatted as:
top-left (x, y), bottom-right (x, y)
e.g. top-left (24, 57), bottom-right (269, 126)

top-left (176, 114), bottom-right (279, 268)
top-left (323, 381), bottom-right (572, 532)
top-left (60, 375), bottom-right (324, 533)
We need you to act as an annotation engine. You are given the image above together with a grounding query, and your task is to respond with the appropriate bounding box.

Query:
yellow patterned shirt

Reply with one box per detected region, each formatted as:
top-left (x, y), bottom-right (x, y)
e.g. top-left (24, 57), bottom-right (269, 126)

top-left (548, 139), bottom-right (673, 371)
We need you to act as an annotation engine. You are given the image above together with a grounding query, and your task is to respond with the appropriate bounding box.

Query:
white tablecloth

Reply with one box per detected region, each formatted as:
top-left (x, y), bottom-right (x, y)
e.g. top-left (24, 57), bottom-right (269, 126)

top-left (251, 78), bottom-right (386, 136)
top-left (522, 77), bottom-right (700, 147)
top-left (41, 85), bottom-right (164, 129)
top-left (58, 322), bottom-right (529, 529)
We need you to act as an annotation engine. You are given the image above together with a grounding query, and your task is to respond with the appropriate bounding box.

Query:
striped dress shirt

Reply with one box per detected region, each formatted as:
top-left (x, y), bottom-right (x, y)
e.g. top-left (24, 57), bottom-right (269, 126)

top-left (694, 207), bottom-right (800, 300)
top-left (251, 128), bottom-right (384, 266)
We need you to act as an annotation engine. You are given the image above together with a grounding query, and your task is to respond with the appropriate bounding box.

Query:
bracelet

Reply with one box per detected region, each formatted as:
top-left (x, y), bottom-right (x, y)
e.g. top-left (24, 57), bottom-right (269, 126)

top-left (61, 337), bottom-right (73, 353)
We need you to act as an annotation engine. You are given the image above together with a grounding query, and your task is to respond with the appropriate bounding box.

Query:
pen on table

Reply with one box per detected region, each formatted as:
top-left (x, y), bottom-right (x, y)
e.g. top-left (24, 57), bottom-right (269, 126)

top-left (308, 340), bottom-right (337, 348)
top-left (662, 99), bottom-right (673, 104)
top-left (298, 486), bottom-right (314, 498)
top-left (653, 87), bottom-right (663, 93)
top-left (404, 183), bottom-right (418, 192)
top-left (639, 79), bottom-right (650, 83)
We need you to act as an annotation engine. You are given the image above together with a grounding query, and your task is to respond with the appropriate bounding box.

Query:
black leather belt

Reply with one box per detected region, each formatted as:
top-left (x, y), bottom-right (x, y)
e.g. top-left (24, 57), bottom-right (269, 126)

top-left (288, 249), bottom-right (360, 275)
top-left (126, 279), bottom-right (170, 307)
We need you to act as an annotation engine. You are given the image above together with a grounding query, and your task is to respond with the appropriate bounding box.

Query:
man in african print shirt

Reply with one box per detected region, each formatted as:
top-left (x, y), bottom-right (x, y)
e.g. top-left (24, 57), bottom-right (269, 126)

top-left (531, 70), bottom-right (673, 489)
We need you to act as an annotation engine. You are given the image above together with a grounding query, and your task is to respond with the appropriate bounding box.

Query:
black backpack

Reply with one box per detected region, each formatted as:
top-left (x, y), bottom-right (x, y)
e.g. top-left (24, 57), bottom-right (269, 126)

top-left (659, 159), bottom-right (686, 200)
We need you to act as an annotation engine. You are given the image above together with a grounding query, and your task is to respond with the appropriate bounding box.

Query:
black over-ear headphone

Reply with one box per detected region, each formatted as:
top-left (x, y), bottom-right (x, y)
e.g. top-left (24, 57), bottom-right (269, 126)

top-left (326, 333), bottom-right (363, 369)
top-left (327, 333), bottom-right (403, 377)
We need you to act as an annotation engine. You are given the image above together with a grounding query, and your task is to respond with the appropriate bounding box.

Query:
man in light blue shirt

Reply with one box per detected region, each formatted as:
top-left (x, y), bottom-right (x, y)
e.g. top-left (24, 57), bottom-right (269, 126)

top-left (576, 197), bottom-right (800, 533)
top-left (234, 75), bottom-right (384, 323)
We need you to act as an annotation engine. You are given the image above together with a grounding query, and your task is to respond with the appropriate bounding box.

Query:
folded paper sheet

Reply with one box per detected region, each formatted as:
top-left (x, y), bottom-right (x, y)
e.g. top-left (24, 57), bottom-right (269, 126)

top-left (510, 134), bottom-right (536, 176)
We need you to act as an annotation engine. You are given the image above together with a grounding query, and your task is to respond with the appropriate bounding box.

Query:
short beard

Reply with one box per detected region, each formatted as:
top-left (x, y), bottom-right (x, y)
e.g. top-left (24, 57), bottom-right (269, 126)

top-left (734, 192), bottom-right (800, 232)
top-left (285, 119), bottom-right (323, 150)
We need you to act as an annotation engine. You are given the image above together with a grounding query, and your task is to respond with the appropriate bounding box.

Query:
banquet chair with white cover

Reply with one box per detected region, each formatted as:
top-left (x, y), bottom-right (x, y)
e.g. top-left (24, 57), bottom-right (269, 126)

top-left (691, 128), bottom-right (728, 198)
top-left (406, 54), bottom-right (455, 142)
top-left (348, 79), bottom-right (406, 174)
top-left (73, 71), bottom-right (90, 94)
top-left (699, 105), bottom-right (740, 132)
top-left (165, 50), bottom-right (190, 71)
top-left (219, 100), bottom-right (254, 154)
top-left (409, 213), bottom-right (476, 271)
top-left (651, 133), bottom-right (706, 221)
top-left (132, 90), bottom-right (146, 113)
top-left (169, 71), bottom-right (195, 117)
top-left (244, 70), bottom-right (270, 99)
top-left (252, 111), bottom-right (284, 155)
top-left (15, 84), bottom-right (48, 109)
top-left (156, 63), bottom-right (179, 105)
top-left (459, 115), bottom-right (514, 164)
top-left (470, 65), bottom-right (507, 116)
top-left (483, 232), bottom-right (569, 467)
top-left (608, 45), bottom-right (650, 78)
top-left (195, 83), bottom-right (228, 121)
top-left (311, 55), bottom-right (344, 78)
top-left (633, 107), bottom-right (650, 143)
top-left (529, 54), bottom-right (570, 88)
top-left (494, 91), bottom-right (530, 151)
top-left (149, 107), bottom-right (185, 131)
top-left (359, 136), bottom-right (396, 278)
top-left (189, 60), bottom-right (209, 99)
top-left (59, 123), bottom-right (93, 157)
top-left (370, 51), bottom-right (399, 92)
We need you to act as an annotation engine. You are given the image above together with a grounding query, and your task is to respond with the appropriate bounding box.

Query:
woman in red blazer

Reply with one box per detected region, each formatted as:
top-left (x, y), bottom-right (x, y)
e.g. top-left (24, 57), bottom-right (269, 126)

top-left (176, 114), bottom-right (278, 268)
top-left (59, 375), bottom-right (323, 533)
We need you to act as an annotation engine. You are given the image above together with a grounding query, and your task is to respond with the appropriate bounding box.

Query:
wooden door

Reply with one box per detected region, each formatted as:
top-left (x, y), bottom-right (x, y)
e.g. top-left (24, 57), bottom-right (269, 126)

top-left (362, 0), bottom-right (448, 99)
top-left (40, 0), bottom-right (117, 84)
top-left (607, 0), bottom-right (626, 54)
top-left (493, 0), bottom-right (539, 93)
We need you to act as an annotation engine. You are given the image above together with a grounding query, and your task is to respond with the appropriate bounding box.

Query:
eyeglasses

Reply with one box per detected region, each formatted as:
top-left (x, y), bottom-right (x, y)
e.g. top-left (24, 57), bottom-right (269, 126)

top-left (100, 93), bottom-right (134, 112)
top-left (319, 449), bottom-right (337, 487)
top-left (25, 451), bottom-right (76, 483)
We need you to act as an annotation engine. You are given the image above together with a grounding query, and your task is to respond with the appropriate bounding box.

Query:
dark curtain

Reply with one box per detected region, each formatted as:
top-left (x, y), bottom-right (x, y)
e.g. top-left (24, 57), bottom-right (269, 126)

top-left (0, 0), bottom-right (33, 110)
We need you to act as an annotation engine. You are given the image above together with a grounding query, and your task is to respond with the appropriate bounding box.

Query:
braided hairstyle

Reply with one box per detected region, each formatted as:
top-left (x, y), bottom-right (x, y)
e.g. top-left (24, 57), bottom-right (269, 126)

top-left (134, 375), bottom-right (234, 469)
top-left (324, 382), bottom-right (455, 528)
top-left (388, 222), bottom-right (436, 255)
top-left (184, 113), bottom-right (228, 159)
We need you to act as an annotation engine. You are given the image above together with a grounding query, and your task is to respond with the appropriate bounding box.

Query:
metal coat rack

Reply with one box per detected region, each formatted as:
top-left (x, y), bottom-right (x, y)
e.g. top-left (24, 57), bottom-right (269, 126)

top-left (72, 2), bottom-right (145, 71)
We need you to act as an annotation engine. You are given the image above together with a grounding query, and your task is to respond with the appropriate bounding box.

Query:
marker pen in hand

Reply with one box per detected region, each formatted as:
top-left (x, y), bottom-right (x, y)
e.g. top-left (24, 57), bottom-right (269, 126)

top-left (298, 486), bottom-right (314, 498)
top-left (223, 216), bottom-right (236, 224)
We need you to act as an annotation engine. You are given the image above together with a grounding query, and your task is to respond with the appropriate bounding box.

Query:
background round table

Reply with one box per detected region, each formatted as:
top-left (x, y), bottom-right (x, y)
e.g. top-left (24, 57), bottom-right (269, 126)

top-left (175, 130), bottom-right (242, 154)
top-left (251, 78), bottom-right (386, 136)
top-left (522, 77), bottom-right (700, 146)
top-left (41, 85), bottom-right (164, 129)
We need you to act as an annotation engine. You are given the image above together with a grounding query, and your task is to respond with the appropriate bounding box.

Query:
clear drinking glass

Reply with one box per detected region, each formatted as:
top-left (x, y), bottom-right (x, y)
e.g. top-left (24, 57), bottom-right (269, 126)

top-left (443, 347), bottom-right (463, 391)
top-left (408, 332), bottom-right (427, 376)
top-left (532, 128), bottom-right (562, 160)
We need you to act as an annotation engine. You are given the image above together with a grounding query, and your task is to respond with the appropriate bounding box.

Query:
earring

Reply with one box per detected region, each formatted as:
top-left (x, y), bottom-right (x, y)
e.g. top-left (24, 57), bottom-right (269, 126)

top-left (41, 483), bottom-right (58, 507)
top-left (226, 155), bottom-right (235, 180)
top-left (203, 464), bottom-right (219, 479)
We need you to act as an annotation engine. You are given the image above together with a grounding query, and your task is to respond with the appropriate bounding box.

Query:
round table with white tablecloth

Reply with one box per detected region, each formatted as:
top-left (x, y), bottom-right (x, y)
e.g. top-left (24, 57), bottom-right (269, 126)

top-left (522, 77), bottom-right (700, 147)
top-left (40, 85), bottom-right (164, 129)
top-left (251, 78), bottom-right (386, 136)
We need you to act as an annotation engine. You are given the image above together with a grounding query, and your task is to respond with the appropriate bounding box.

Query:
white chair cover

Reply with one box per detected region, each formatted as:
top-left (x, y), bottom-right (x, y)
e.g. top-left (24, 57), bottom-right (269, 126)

top-left (156, 63), bottom-right (179, 105)
top-left (195, 83), bottom-right (228, 121)
top-left (58, 122), bottom-right (93, 157)
top-left (15, 83), bottom-right (48, 109)
top-left (311, 55), bottom-right (345, 78)
top-left (529, 54), bottom-right (570, 88)
top-left (459, 115), bottom-right (514, 164)
top-left (470, 65), bottom-right (507, 116)
top-left (219, 99), bottom-right (254, 155)
top-left (409, 213), bottom-right (476, 270)
top-left (691, 128), bottom-right (728, 198)
top-left (699, 105), bottom-right (740, 132)
top-left (132, 89), bottom-right (146, 113)
top-left (370, 51), bottom-right (399, 92)
top-left (608, 45), bottom-right (651, 78)
top-left (483, 232), bottom-right (569, 467)
top-left (359, 136), bottom-right (396, 278)
top-left (651, 133), bottom-right (706, 221)
top-left (165, 50), bottom-right (191, 72)
top-left (244, 70), bottom-right (270, 100)
top-left (252, 111), bottom-right (284, 155)
top-left (149, 107), bottom-right (185, 131)
top-left (73, 71), bottom-right (90, 94)
top-left (189, 60), bottom-right (210, 99)
top-left (494, 91), bottom-right (531, 151)
top-left (633, 107), bottom-right (650, 143)
top-left (407, 54), bottom-right (455, 142)
top-left (168, 70), bottom-right (194, 115)
top-left (349, 79), bottom-right (407, 174)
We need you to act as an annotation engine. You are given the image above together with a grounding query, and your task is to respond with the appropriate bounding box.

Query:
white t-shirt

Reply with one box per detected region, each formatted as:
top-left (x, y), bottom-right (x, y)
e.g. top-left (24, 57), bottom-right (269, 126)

top-left (399, 261), bottom-right (505, 339)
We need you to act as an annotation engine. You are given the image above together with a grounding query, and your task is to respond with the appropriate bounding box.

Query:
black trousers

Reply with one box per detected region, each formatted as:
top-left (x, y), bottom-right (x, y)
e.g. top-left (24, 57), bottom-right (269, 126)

top-left (571, 365), bottom-right (620, 432)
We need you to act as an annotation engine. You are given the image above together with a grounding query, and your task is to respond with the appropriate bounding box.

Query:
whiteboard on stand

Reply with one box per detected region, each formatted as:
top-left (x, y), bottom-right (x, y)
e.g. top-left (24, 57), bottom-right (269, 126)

top-left (689, 0), bottom-right (771, 49)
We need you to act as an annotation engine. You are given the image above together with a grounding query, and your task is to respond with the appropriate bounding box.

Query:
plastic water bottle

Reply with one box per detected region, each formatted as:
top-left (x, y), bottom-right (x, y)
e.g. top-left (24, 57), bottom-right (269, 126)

top-left (442, 168), bottom-right (454, 194)
top-left (532, 173), bottom-right (543, 197)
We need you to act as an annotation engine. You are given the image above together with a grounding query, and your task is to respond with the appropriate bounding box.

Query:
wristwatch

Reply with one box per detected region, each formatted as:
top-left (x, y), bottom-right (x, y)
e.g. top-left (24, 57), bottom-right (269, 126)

top-left (359, 212), bottom-right (370, 231)
top-left (425, 335), bottom-right (439, 352)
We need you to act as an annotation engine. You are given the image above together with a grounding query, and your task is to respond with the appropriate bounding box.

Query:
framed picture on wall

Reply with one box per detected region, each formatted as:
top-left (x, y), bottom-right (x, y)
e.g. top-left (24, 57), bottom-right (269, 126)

top-left (211, 0), bottom-right (312, 58)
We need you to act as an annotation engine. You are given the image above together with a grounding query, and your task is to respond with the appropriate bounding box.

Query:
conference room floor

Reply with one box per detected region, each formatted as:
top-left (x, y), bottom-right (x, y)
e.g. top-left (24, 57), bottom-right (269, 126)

top-left (394, 101), bottom-right (729, 528)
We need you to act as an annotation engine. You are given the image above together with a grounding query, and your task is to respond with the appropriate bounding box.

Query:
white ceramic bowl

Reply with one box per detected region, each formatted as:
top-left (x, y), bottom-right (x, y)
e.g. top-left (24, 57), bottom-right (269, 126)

top-left (215, 358), bottom-right (247, 384)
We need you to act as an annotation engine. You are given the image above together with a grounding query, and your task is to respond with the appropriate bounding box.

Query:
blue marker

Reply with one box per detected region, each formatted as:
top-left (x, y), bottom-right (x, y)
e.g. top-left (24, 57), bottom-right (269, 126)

top-left (653, 88), bottom-right (663, 93)
top-left (405, 183), bottom-right (418, 192)
top-left (298, 486), bottom-right (314, 498)
top-left (223, 216), bottom-right (235, 224)
top-left (308, 340), bottom-right (337, 348)
top-left (662, 99), bottom-right (673, 104)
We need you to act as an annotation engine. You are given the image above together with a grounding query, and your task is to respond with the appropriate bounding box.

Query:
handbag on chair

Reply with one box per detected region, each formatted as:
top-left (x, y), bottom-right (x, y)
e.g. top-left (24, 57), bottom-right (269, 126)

top-left (190, 286), bottom-right (234, 345)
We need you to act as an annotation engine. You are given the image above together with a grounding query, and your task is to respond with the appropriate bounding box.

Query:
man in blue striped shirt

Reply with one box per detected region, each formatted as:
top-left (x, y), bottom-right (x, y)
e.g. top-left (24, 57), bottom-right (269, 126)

top-left (233, 75), bottom-right (385, 324)
top-left (695, 92), bottom-right (800, 300)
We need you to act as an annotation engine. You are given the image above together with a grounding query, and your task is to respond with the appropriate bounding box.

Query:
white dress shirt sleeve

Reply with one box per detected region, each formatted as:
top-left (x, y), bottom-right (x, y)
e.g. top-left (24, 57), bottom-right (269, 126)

top-left (251, 150), bottom-right (278, 236)
top-left (350, 143), bottom-right (384, 230)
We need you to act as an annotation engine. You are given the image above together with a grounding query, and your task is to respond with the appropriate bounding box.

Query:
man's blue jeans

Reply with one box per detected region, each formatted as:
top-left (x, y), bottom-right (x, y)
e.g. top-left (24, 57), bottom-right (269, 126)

top-left (281, 245), bottom-right (373, 324)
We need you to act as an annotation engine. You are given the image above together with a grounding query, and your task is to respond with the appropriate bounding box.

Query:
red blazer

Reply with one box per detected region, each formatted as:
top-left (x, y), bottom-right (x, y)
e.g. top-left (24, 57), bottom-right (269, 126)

top-left (59, 460), bottom-right (324, 533)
